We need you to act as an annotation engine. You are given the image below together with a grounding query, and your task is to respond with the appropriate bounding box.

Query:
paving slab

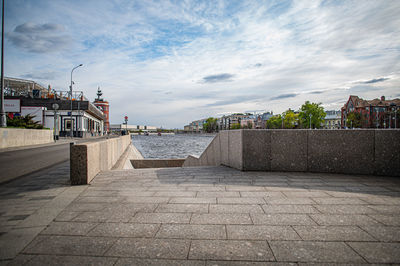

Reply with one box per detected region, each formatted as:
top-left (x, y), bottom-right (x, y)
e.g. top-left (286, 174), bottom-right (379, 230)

top-left (227, 225), bottom-right (300, 240)
top-left (131, 212), bottom-right (192, 224)
top-left (360, 225), bottom-right (400, 242)
top-left (2, 164), bottom-right (400, 264)
top-left (40, 221), bottom-right (98, 236)
top-left (310, 214), bottom-right (381, 225)
top-left (155, 203), bottom-right (209, 213)
top-left (191, 213), bottom-right (253, 225)
top-left (347, 242), bottom-right (400, 263)
top-left (88, 222), bottom-right (160, 237)
top-left (251, 214), bottom-right (317, 225)
top-left (115, 258), bottom-right (205, 266)
top-left (189, 240), bottom-right (274, 261)
top-left (156, 224), bottom-right (226, 239)
top-left (105, 238), bottom-right (190, 259)
top-left (206, 262), bottom-right (296, 266)
top-left (262, 205), bottom-right (318, 214)
top-left (23, 235), bottom-right (116, 256)
top-left (269, 241), bottom-right (365, 263)
top-left (292, 225), bottom-right (375, 241)
top-left (210, 204), bottom-right (264, 214)
top-left (14, 255), bottom-right (117, 266)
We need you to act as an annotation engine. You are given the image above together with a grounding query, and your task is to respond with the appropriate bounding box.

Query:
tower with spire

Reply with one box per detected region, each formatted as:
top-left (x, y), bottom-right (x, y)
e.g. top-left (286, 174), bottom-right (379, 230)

top-left (93, 87), bottom-right (110, 133)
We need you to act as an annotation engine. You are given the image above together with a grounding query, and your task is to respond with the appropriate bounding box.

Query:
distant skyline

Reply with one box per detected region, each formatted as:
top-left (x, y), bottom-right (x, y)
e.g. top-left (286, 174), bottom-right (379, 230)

top-left (5, 0), bottom-right (400, 128)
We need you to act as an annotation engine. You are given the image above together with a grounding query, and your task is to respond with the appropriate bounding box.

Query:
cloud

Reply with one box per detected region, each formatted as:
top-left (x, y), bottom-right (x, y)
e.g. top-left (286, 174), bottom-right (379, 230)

top-left (202, 73), bottom-right (235, 83)
top-left (21, 72), bottom-right (57, 80)
top-left (308, 91), bottom-right (324, 94)
top-left (204, 95), bottom-right (261, 107)
top-left (361, 77), bottom-right (389, 84)
top-left (15, 22), bottom-right (65, 33)
top-left (270, 93), bottom-right (298, 100)
top-left (8, 22), bottom-right (71, 53)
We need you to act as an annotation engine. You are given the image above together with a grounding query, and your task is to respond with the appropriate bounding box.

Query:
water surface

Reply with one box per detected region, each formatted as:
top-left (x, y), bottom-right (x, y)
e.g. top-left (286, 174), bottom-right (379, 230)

top-left (131, 134), bottom-right (215, 159)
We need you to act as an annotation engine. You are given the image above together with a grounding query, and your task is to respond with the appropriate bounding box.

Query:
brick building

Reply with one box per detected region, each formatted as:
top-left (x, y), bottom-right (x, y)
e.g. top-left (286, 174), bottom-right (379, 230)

top-left (341, 95), bottom-right (400, 128)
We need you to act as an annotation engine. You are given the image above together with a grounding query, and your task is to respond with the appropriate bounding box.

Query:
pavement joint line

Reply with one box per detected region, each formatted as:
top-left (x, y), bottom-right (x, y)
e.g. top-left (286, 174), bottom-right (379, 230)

top-left (265, 240), bottom-right (277, 262)
top-left (343, 241), bottom-right (369, 263)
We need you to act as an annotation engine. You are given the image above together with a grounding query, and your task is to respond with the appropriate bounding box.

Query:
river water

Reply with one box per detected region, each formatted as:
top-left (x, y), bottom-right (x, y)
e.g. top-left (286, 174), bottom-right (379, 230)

top-left (131, 134), bottom-right (215, 159)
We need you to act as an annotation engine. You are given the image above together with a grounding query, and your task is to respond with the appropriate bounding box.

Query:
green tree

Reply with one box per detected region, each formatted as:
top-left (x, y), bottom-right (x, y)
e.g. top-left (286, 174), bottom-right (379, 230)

top-left (6, 115), bottom-right (44, 129)
top-left (266, 115), bottom-right (282, 129)
top-left (282, 110), bottom-right (299, 129)
top-left (347, 111), bottom-right (363, 128)
top-left (231, 123), bottom-right (241, 129)
top-left (203, 117), bottom-right (218, 133)
top-left (299, 101), bottom-right (326, 129)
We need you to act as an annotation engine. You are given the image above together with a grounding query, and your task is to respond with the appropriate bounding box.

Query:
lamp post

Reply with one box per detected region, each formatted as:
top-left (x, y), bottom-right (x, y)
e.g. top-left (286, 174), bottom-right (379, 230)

top-left (69, 64), bottom-right (83, 138)
top-left (309, 114), bottom-right (312, 129)
top-left (0, 0), bottom-right (6, 127)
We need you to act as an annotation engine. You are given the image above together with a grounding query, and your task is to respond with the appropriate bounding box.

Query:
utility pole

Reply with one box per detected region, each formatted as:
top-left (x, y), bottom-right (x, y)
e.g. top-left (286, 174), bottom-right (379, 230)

top-left (0, 0), bottom-right (6, 127)
top-left (69, 64), bottom-right (83, 138)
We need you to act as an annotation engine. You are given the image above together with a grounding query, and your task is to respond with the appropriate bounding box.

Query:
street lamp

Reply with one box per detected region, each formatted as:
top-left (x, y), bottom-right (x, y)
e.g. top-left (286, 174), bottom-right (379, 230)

top-left (309, 113), bottom-right (312, 129)
top-left (0, 0), bottom-right (6, 127)
top-left (70, 64), bottom-right (83, 138)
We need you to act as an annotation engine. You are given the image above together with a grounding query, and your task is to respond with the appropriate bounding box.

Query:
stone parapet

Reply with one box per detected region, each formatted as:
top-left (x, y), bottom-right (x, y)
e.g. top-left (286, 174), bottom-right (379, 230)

top-left (70, 135), bottom-right (131, 184)
top-left (0, 128), bottom-right (53, 149)
top-left (183, 129), bottom-right (400, 177)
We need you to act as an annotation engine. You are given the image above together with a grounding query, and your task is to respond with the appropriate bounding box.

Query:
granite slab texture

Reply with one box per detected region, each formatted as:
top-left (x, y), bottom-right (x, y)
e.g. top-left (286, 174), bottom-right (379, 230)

top-left (70, 135), bottom-right (131, 185)
top-left (2, 163), bottom-right (400, 264)
top-left (184, 129), bottom-right (400, 177)
top-left (242, 130), bottom-right (271, 171)
top-left (271, 130), bottom-right (307, 172)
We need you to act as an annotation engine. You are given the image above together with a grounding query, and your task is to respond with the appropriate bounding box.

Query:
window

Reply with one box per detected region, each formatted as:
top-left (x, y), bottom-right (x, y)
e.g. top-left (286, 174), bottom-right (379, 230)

top-left (65, 119), bottom-right (72, 130)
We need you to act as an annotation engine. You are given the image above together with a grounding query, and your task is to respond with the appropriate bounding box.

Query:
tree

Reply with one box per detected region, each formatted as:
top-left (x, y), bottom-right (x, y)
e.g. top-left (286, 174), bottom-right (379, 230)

top-left (203, 117), bottom-right (218, 133)
top-left (266, 115), bottom-right (282, 129)
top-left (347, 111), bottom-right (362, 128)
top-left (299, 101), bottom-right (326, 129)
top-left (282, 110), bottom-right (299, 129)
top-left (231, 123), bottom-right (241, 129)
top-left (6, 115), bottom-right (44, 129)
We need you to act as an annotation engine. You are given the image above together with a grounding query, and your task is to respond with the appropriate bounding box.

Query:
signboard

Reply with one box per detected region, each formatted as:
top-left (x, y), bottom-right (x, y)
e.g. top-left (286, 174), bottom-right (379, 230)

top-left (4, 99), bottom-right (21, 112)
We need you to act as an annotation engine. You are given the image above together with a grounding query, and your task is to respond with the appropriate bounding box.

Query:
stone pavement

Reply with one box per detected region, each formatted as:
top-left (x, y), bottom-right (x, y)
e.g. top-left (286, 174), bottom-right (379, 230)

top-left (1, 164), bottom-right (400, 265)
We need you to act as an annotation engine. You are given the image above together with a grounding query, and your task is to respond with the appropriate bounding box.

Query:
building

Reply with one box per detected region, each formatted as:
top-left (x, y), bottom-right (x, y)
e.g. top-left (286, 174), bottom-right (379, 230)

top-left (254, 112), bottom-right (274, 129)
top-left (341, 95), bottom-right (400, 128)
top-left (240, 115), bottom-right (255, 128)
top-left (323, 110), bottom-right (341, 129)
top-left (219, 113), bottom-right (252, 130)
top-left (184, 118), bottom-right (208, 132)
top-left (4, 77), bottom-right (105, 138)
top-left (110, 124), bottom-right (157, 134)
top-left (93, 87), bottom-right (110, 133)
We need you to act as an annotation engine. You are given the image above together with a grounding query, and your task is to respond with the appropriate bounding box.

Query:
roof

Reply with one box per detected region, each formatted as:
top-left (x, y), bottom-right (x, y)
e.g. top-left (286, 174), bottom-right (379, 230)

top-left (345, 95), bottom-right (400, 109)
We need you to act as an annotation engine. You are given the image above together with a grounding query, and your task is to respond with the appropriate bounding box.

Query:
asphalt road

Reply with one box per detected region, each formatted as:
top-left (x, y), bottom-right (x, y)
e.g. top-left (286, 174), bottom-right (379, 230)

top-left (0, 143), bottom-right (70, 184)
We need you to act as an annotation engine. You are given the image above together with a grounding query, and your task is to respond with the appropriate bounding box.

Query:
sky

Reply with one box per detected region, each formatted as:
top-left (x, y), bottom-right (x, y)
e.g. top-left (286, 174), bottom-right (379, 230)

top-left (5, 0), bottom-right (400, 128)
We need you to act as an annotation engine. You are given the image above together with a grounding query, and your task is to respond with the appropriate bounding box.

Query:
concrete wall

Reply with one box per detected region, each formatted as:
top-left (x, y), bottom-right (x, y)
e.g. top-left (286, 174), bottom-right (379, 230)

top-left (131, 159), bottom-right (185, 168)
top-left (0, 128), bottom-right (53, 149)
top-left (70, 135), bottom-right (131, 185)
top-left (184, 129), bottom-right (400, 177)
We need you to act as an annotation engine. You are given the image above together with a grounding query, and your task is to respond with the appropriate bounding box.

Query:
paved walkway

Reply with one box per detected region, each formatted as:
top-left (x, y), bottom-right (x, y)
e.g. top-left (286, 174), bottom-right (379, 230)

top-left (1, 165), bottom-right (400, 265)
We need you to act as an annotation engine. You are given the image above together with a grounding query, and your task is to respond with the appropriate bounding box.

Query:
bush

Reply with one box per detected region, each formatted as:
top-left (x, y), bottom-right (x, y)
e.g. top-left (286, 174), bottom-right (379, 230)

top-left (6, 115), bottom-right (44, 129)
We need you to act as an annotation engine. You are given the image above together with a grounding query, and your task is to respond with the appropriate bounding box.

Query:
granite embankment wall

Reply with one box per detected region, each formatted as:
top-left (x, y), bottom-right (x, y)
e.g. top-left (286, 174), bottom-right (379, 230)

top-left (70, 135), bottom-right (133, 185)
top-left (0, 128), bottom-right (53, 149)
top-left (183, 129), bottom-right (400, 177)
